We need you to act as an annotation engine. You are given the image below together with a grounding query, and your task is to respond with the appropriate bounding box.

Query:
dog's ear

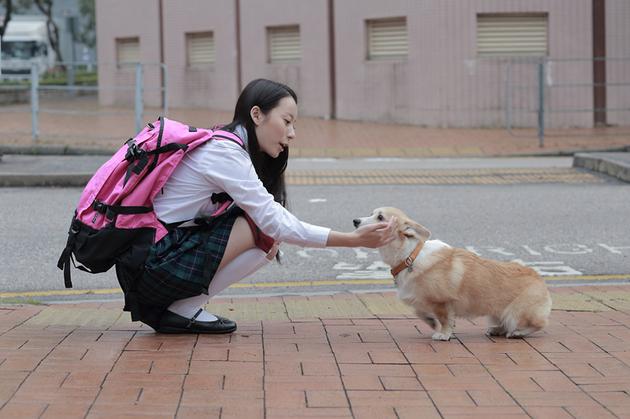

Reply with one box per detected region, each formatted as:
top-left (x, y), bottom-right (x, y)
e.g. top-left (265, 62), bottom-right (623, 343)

top-left (402, 220), bottom-right (431, 240)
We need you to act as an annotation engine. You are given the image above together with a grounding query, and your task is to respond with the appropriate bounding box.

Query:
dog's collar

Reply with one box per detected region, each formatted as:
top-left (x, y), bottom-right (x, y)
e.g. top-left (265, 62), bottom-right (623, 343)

top-left (391, 241), bottom-right (424, 277)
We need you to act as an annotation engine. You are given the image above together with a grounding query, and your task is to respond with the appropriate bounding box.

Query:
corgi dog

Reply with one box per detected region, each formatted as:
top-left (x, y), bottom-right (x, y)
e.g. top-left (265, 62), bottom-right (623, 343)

top-left (353, 207), bottom-right (552, 341)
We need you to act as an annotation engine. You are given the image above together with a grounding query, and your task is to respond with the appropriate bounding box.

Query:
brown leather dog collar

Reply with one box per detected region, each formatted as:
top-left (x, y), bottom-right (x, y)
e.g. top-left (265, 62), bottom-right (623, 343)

top-left (390, 241), bottom-right (424, 277)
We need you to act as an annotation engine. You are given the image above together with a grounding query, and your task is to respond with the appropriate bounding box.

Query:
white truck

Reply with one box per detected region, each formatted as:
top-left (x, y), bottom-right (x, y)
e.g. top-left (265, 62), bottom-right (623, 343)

top-left (1, 17), bottom-right (55, 80)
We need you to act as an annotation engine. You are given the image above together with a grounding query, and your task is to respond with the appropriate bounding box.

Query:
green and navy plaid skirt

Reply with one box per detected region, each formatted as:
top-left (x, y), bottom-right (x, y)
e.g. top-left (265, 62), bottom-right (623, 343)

top-left (136, 207), bottom-right (242, 308)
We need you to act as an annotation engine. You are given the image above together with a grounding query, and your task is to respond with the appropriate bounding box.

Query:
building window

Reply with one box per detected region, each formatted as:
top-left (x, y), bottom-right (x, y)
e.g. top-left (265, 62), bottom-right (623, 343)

top-left (477, 14), bottom-right (548, 57)
top-left (186, 32), bottom-right (215, 66)
top-left (116, 37), bottom-right (140, 67)
top-left (267, 25), bottom-right (301, 63)
top-left (366, 17), bottom-right (408, 60)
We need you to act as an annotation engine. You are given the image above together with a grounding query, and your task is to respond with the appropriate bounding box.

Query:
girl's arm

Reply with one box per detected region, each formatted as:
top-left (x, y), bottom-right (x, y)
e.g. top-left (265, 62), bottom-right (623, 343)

top-left (326, 218), bottom-right (396, 248)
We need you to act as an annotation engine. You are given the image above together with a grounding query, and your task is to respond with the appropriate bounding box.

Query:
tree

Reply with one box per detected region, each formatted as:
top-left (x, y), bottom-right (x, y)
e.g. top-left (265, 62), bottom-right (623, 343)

top-left (77, 0), bottom-right (94, 49)
top-left (1, 0), bottom-right (13, 42)
top-left (15, 0), bottom-right (63, 63)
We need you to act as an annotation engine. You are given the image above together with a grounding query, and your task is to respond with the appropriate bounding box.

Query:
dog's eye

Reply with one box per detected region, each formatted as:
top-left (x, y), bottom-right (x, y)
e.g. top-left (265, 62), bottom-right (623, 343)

top-left (377, 214), bottom-right (384, 221)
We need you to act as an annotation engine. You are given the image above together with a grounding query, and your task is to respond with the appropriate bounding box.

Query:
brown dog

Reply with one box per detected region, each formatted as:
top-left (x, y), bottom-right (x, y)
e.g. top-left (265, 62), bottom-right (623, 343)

top-left (353, 207), bottom-right (552, 340)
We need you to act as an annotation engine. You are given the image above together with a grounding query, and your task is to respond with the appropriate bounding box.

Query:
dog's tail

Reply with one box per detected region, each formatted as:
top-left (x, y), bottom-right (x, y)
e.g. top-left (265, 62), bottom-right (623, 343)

top-left (500, 282), bottom-right (552, 336)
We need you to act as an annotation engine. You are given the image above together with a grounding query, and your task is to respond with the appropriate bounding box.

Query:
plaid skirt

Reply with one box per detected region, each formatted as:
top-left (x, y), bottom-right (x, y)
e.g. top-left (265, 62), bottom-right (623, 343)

top-left (135, 207), bottom-right (242, 308)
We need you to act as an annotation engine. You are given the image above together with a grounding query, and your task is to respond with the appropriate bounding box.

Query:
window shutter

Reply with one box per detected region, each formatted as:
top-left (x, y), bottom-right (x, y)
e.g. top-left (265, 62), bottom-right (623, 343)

top-left (187, 32), bottom-right (215, 66)
top-left (268, 25), bottom-right (301, 63)
top-left (477, 15), bottom-right (548, 57)
top-left (116, 37), bottom-right (140, 65)
top-left (367, 17), bottom-right (407, 60)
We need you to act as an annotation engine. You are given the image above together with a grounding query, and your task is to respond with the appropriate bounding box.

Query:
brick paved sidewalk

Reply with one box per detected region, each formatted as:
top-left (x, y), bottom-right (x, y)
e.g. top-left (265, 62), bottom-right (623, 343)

top-left (2, 100), bottom-right (629, 157)
top-left (1, 286), bottom-right (630, 418)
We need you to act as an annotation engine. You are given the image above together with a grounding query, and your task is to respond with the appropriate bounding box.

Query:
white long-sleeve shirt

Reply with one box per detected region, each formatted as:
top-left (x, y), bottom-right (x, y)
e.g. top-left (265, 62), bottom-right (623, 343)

top-left (153, 136), bottom-right (330, 248)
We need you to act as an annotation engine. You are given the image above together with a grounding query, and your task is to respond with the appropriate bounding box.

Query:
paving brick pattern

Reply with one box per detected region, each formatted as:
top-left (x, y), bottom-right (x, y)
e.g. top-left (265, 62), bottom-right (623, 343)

top-left (1, 99), bottom-right (629, 157)
top-left (1, 286), bottom-right (630, 418)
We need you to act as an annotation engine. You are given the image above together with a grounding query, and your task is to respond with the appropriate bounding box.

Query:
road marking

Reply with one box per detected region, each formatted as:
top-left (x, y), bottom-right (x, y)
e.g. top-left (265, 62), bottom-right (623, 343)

top-left (0, 288), bottom-right (123, 298)
top-left (2, 274), bottom-right (630, 299)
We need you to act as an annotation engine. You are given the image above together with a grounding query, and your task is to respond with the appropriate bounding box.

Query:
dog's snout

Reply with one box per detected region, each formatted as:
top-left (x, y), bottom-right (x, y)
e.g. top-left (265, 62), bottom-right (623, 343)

top-left (353, 219), bottom-right (361, 228)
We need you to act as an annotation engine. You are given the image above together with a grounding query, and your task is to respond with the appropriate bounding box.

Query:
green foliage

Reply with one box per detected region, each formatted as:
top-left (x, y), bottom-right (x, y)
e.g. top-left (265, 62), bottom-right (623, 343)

top-left (40, 68), bottom-right (97, 85)
top-left (13, 0), bottom-right (35, 12)
top-left (77, 0), bottom-right (95, 48)
top-left (0, 78), bottom-right (29, 86)
top-left (0, 69), bottom-right (97, 86)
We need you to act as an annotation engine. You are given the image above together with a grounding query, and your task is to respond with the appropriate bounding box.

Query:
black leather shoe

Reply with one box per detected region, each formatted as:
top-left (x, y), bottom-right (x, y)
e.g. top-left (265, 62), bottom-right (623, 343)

top-left (157, 310), bottom-right (237, 334)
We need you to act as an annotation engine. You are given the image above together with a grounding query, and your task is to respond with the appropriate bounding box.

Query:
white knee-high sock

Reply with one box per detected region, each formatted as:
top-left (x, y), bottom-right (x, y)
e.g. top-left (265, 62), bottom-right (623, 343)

top-left (167, 248), bottom-right (270, 321)
top-left (207, 248), bottom-right (269, 298)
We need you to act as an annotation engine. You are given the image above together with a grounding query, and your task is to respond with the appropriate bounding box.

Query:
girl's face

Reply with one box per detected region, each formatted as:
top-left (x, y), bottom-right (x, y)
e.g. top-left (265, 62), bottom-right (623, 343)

top-left (251, 96), bottom-right (297, 158)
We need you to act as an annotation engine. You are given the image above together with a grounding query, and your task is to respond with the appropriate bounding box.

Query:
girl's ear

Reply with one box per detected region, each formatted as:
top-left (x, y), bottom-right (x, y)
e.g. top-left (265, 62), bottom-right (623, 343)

top-left (250, 106), bottom-right (263, 126)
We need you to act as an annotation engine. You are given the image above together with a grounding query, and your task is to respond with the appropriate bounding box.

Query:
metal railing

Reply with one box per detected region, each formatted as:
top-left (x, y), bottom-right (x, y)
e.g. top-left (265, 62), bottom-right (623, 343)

top-left (503, 56), bottom-right (630, 147)
top-left (23, 61), bottom-right (168, 143)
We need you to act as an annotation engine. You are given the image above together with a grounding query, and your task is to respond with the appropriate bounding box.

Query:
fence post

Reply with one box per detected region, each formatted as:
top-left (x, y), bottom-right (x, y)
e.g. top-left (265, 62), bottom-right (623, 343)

top-left (537, 60), bottom-right (545, 148)
top-left (135, 63), bottom-right (144, 134)
top-left (30, 63), bottom-right (39, 143)
top-left (67, 62), bottom-right (76, 94)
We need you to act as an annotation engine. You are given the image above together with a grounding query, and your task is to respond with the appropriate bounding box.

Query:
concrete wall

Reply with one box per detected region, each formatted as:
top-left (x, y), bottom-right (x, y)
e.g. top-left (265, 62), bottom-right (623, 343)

top-left (239, 0), bottom-right (331, 118)
top-left (606, 0), bottom-right (630, 126)
top-left (162, 0), bottom-right (239, 110)
top-left (334, 0), bottom-right (593, 128)
top-left (95, 0), bottom-right (627, 128)
top-left (95, 0), bottom-right (161, 107)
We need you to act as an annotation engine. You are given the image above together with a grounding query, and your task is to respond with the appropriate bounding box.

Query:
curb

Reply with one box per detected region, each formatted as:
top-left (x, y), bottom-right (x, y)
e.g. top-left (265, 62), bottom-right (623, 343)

top-left (573, 152), bottom-right (630, 183)
top-left (0, 173), bottom-right (92, 187)
top-left (0, 143), bottom-right (629, 157)
top-left (0, 145), bottom-right (114, 156)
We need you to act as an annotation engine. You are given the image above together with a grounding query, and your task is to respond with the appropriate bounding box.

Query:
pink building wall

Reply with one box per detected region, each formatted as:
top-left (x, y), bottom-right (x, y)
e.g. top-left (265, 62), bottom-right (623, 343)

top-left (162, 0), bottom-right (239, 110)
top-left (96, 0), bottom-right (627, 128)
top-left (606, 0), bottom-right (630, 126)
top-left (239, 0), bottom-right (331, 118)
top-left (334, 0), bottom-right (594, 128)
top-left (95, 0), bottom-right (161, 107)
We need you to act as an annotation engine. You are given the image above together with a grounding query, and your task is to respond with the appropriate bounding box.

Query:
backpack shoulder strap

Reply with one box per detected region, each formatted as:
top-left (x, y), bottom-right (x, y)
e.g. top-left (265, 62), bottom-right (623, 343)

top-left (212, 130), bottom-right (245, 149)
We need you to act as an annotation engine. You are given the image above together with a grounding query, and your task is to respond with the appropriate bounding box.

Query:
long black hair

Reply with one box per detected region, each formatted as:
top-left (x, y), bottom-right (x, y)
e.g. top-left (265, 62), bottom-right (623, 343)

top-left (222, 79), bottom-right (297, 208)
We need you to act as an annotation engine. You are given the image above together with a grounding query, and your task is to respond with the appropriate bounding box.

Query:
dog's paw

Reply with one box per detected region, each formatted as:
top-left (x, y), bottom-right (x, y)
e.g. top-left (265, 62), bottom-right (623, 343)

top-left (432, 332), bottom-right (452, 341)
top-left (485, 327), bottom-right (506, 337)
top-left (506, 329), bottom-right (534, 339)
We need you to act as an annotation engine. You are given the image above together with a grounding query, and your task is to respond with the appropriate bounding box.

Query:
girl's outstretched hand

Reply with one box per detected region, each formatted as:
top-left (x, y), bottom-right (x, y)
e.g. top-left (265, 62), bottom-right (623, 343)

top-left (352, 216), bottom-right (397, 248)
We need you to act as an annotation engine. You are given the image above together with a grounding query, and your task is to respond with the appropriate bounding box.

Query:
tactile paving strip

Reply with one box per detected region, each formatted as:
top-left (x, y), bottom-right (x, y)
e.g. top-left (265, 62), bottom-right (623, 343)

top-left (286, 168), bottom-right (603, 185)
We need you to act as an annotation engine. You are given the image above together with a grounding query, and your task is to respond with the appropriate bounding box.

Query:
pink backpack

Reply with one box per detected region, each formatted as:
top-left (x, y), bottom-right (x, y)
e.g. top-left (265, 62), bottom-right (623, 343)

top-left (57, 116), bottom-right (244, 288)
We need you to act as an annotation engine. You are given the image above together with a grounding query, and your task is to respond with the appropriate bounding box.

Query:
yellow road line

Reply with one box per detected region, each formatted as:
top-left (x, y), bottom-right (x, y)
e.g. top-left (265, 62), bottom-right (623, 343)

top-left (0, 288), bottom-right (123, 298)
top-left (2, 274), bottom-right (630, 299)
top-left (545, 274), bottom-right (630, 282)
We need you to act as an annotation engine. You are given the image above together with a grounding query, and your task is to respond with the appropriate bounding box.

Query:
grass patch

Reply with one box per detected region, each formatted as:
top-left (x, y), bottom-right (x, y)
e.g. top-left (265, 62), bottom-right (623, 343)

top-left (41, 70), bottom-right (98, 86)
top-left (0, 79), bottom-right (29, 87)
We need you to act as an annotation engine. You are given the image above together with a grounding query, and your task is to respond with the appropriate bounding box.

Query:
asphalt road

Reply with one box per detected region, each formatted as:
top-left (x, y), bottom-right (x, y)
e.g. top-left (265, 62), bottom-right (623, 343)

top-left (1, 165), bottom-right (628, 300)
